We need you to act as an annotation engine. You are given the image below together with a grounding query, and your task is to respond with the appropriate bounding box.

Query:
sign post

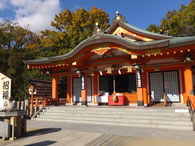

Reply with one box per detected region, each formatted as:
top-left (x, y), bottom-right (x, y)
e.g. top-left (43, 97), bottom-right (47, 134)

top-left (28, 84), bottom-right (36, 116)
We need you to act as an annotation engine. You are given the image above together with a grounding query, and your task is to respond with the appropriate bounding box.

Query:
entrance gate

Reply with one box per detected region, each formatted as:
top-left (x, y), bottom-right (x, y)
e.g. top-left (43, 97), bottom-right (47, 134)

top-left (149, 71), bottom-right (180, 102)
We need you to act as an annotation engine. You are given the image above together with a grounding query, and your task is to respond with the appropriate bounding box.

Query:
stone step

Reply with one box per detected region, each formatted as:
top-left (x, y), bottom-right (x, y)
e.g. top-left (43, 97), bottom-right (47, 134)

top-left (40, 112), bottom-right (191, 121)
top-left (47, 106), bottom-right (188, 113)
top-left (35, 117), bottom-right (193, 131)
top-left (34, 106), bottom-right (193, 131)
top-left (42, 110), bottom-right (190, 117)
top-left (39, 114), bottom-right (192, 126)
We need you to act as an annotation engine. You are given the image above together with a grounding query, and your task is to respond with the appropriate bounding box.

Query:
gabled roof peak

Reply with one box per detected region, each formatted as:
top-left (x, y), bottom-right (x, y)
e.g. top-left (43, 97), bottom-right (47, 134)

top-left (112, 11), bottom-right (127, 23)
top-left (107, 19), bottom-right (172, 40)
top-left (93, 22), bottom-right (105, 35)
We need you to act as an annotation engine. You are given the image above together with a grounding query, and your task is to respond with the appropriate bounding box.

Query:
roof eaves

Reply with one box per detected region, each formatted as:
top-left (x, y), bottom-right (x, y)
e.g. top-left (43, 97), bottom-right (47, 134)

top-left (168, 36), bottom-right (195, 48)
top-left (23, 57), bottom-right (51, 65)
top-left (23, 34), bottom-right (195, 65)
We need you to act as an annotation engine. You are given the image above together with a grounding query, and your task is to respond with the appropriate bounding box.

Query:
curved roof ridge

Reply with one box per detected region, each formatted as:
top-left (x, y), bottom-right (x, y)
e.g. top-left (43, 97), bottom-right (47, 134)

top-left (49, 33), bottom-right (170, 61)
top-left (106, 20), bottom-right (173, 40)
top-left (24, 33), bottom-right (195, 64)
top-left (121, 21), bottom-right (172, 38)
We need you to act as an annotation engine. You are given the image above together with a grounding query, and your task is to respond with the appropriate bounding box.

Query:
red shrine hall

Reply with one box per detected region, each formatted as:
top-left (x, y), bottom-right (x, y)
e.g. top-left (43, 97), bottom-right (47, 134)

top-left (24, 12), bottom-right (195, 109)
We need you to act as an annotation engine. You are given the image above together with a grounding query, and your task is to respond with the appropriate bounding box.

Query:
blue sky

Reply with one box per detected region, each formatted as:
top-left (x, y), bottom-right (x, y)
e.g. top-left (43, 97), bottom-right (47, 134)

top-left (0, 0), bottom-right (191, 32)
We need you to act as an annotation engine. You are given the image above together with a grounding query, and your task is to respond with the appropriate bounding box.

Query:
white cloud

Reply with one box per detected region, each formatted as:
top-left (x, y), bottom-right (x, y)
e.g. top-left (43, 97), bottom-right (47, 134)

top-left (0, 0), bottom-right (8, 10)
top-left (9, 0), bottom-right (61, 32)
top-left (0, 17), bottom-right (4, 23)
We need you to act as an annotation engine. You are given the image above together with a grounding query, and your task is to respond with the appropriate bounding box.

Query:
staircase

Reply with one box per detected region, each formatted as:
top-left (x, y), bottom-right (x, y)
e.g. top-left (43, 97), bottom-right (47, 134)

top-left (34, 106), bottom-right (194, 131)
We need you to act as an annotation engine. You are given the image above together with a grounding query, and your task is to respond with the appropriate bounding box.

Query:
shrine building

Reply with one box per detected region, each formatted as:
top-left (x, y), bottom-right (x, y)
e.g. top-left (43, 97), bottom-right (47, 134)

top-left (24, 12), bottom-right (195, 109)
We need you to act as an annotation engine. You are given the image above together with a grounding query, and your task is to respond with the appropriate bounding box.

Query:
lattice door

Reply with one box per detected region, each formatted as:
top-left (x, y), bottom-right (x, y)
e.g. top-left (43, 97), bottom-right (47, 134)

top-left (164, 71), bottom-right (179, 102)
top-left (73, 78), bottom-right (81, 102)
top-left (149, 72), bottom-right (164, 102)
top-left (87, 77), bottom-right (92, 102)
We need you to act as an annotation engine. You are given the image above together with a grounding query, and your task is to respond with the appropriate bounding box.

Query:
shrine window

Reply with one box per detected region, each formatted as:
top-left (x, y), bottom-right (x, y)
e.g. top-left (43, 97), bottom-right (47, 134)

top-left (99, 73), bottom-right (136, 94)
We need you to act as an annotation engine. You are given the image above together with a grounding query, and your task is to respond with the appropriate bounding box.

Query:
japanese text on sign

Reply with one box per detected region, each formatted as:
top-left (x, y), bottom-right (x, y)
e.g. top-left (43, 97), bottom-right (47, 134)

top-left (137, 69), bottom-right (142, 88)
top-left (0, 73), bottom-right (11, 100)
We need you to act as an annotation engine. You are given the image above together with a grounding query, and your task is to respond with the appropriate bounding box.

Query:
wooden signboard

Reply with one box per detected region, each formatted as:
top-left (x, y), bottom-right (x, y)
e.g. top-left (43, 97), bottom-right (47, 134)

top-left (0, 73), bottom-right (11, 100)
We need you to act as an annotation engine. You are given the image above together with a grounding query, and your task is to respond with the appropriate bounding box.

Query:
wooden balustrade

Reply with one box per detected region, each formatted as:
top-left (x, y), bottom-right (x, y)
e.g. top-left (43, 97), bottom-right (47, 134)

top-left (29, 97), bottom-right (67, 107)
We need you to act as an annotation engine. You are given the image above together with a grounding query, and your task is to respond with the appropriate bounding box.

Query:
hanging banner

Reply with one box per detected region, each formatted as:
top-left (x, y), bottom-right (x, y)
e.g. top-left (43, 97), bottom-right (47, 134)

top-left (136, 69), bottom-right (142, 88)
top-left (81, 73), bottom-right (85, 90)
top-left (0, 73), bottom-right (11, 100)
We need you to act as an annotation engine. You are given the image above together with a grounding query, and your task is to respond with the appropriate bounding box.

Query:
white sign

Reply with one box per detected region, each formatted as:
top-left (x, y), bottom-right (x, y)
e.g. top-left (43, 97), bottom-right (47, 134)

top-left (0, 73), bottom-right (11, 110)
top-left (81, 74), bottom-right (85, 90)
top-left (0, 73), bottom-right (11, 100)
top-left (137, 69), bottom-right (142, 88)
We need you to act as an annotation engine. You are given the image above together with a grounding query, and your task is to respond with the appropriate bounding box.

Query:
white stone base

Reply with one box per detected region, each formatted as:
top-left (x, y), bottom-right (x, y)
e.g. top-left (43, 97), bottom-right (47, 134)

top-left (129, 103), bottom-right (137, 107)
top-left (65, 103), bottom-right (74, 106)
top-left (87, 103), bottom-right (98, 106)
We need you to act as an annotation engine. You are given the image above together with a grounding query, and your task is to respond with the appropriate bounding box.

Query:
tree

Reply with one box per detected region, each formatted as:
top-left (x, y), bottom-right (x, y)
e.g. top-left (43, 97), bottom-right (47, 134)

top-left (39, 7), bottom-right (110, 98)
top-left (146, 24), bottom-right (160, 33)
top-left (146, 0), bottom-right (195, 36)
top-left (41, 7), bottom-right (110, 56)
top-left (0, 20), bottom-right (41, 100)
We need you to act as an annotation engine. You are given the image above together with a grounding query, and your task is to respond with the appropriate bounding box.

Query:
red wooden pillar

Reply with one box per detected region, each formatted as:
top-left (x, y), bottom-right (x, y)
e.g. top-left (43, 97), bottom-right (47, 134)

top-left (67, 75), bottom-right (72, 103)
top-left (81, 73), bottom-right (88, 105)
top-left (183, 65), bottom-right (193, 107)
top-left (52, 75), bottom-right (58, 100)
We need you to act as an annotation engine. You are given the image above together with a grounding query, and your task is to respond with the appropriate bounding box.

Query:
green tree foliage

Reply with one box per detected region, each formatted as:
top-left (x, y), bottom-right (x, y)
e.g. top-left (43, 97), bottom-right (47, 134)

top-left (0, 20), bottom-right (41, 100)
top-left (146, 24), bottom-right (160, 33)
top-left (146, 0), bottom-right (195, 36)
top-left (0, 7), bottom-right (110, 100)
top-left (41, 7), bottom-right (110, 97)
top-left (41, 7), bottom-right (110, 56)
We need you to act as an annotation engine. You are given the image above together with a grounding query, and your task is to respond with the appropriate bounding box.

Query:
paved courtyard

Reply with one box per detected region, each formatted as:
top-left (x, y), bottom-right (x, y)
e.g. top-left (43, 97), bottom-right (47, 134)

top-left (0, 120), bottom-right (195, 146)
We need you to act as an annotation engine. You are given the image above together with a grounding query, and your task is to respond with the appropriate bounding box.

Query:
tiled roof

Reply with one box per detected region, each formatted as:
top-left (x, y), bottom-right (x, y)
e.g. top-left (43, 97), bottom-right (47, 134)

top-left (106, 20), bottom-right (172, 39)
top-left (24, 20), bottom-right (195, 65)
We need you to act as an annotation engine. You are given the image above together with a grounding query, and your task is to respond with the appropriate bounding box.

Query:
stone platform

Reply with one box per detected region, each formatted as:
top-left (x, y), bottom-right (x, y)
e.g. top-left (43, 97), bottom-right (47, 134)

top-left (0, 111), bottom-right (26, 140)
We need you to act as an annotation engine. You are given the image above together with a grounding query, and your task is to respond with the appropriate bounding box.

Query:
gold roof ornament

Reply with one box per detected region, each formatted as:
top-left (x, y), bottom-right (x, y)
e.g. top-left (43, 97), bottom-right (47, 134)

top-left (91, 47), bottom-right (111, 55)
top-left (113, 11), bottom-right (127, 22)
top-left (104, 67), bottom-right (113, 74)
top-left (131, 55), bottom-right (137, 59)
top-left (93, 22), bottom-right (104, 34)
top-left (121, 66), bottom-right (134, 73)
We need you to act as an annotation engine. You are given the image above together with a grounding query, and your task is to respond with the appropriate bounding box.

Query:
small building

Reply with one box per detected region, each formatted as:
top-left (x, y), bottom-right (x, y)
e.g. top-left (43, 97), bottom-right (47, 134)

top-left (29, 79), bottom-right (52, 98)
top-left (24, 13), bottom-right (195, 109)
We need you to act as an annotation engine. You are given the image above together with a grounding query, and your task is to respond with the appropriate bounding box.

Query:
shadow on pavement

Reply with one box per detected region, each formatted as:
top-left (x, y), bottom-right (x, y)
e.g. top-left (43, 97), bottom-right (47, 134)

top-left (25, 140), bottom-right (57, 146)
top-left (24, 128), bottom-right (61, 137)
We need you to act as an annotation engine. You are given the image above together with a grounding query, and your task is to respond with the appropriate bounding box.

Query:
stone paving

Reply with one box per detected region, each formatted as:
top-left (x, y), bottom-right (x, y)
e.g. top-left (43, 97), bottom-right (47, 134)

top-left (101, 136), bottom-right (195, 146)
top-left (0, 120), bottom-right (195, 146)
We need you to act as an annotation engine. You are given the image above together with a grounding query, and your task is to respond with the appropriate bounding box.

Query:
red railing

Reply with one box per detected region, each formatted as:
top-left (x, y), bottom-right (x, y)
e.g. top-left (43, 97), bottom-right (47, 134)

top-left (30, 97), bottom-right (67, 107)
top-left (188, 95), bottom-right (195, 110)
